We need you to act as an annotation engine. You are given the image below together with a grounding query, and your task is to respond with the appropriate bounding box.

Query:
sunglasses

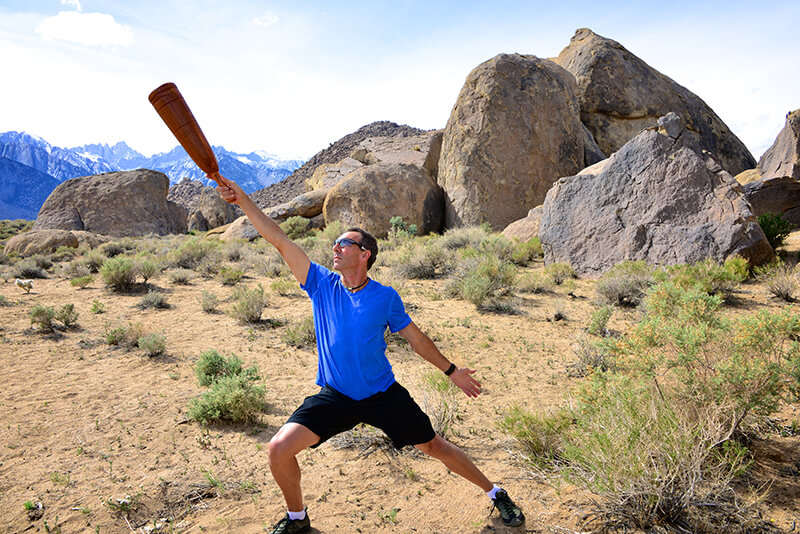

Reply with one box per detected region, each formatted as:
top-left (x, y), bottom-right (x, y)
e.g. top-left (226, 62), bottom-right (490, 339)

top-left (333, 237), bottom-right (365, 250)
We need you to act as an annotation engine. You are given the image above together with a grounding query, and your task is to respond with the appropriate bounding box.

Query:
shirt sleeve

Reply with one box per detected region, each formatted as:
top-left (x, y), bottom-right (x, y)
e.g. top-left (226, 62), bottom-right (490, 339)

top-left (300, 262), bottom-right (321, 298)
top-left (387, 289), bottom-right (412, 333)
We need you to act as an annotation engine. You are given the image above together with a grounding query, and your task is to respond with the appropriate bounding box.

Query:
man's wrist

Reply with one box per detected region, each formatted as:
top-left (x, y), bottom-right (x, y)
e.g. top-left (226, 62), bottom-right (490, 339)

top-left (444, 363), bottom-right (457, 376)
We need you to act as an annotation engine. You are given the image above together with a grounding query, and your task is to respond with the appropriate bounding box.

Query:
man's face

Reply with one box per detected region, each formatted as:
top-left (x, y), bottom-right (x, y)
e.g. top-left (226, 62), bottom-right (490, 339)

top-left (332, 231), bottom-right (367, 271)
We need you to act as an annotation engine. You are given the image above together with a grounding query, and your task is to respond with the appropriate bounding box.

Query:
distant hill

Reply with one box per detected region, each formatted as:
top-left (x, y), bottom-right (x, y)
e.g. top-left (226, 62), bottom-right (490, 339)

top-left (251, 121), bottom-right (427, 208)
top-left (0, 131), bottom-right (303, 220)
top-left (0, 156), bottom-right (61, 220)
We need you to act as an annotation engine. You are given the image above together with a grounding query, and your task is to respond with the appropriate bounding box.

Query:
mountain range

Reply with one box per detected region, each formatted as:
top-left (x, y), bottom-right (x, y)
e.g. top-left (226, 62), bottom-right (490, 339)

top-left (0, 131), bottom-right (304, 220)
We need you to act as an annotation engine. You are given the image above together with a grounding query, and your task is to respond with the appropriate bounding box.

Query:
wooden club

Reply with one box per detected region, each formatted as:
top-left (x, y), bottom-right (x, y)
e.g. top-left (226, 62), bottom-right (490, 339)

top-left (148, 82), bottom-right (228, 187)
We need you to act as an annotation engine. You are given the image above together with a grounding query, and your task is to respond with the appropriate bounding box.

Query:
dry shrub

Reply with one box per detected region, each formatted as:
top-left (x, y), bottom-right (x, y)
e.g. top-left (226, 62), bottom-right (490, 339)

top-left (228, 284), bottom-right (268, 324)
top-left (595, 260), bottom-right (654, 307)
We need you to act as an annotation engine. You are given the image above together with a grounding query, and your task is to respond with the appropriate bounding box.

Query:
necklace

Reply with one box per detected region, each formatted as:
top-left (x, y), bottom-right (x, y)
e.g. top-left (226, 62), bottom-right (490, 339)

top-left (343, 277), bottom-right (369, 292)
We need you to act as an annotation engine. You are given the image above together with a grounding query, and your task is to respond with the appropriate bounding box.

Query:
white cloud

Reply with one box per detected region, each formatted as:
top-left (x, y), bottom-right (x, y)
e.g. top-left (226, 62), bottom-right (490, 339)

top-left (253, 11), bottom-right (279, 28)
top-left (35, 11), bottom-right (133, 47)
top-left (60, 0), bottom-right (82, 11)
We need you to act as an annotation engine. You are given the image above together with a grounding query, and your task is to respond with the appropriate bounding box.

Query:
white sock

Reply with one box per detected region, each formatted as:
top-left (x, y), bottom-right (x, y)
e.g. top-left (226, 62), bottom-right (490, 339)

top-left (287, 509), bottom-right (306, 521)
top-left (487, 485), bottom-right (502, 500)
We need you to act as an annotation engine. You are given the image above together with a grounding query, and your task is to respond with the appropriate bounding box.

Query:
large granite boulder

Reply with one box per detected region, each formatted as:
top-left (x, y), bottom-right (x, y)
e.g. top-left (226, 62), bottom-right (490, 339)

top-left (758, 109), bottom-right (800, 180)
top-left (554, 28), bottom-right (755, 176)
top-left (168, 178), bottom-right (240, 231)
top-left (33, 170), bottom-right (187, 237)
top-left (323, 162), bottom-right (443, 238)
top-left (540, 115), bottom-right (772, 276)
top-left (438, 53), bottom-right (597, 230)
top-left (502, 206), bottom-right (543, 242)
top-left (305, 158), bottom-right (364, 191)
top-left (4, 229), bottom-right (78, 256)
top-left (738, 110), bottom-right (800, 225)
top-left (352, 131), bottom-right (443, 178)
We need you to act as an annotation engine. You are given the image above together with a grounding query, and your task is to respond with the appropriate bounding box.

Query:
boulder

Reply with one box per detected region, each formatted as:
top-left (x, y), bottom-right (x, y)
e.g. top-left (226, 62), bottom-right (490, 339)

top-left (554, 28), bottom-right (755, 176)
top-left (323, 162), bottom-right (443, 238)
top-left (353, 131), bottom-right (443, 178)
top-left (305, 158), bottom-right (364, 191)
top-left (539, 118), bottom-right (772, 276)
top-left (168, 178), bottom-right (239, 230)
top-left (214, 189), bottom-right (330, 242)
top-left (438, 53), bottom-right (593, 230)
top-left (4, 229), bottom-right (78, 256)
top-left (757, 109), bottom-right (800, 180)
top-left (218, 216), bottom-right (261, 241)
top-left (33, 169), bottom-right (187, 237)
top-left (267, 188), bottom-right (330, 220)
top-left (743, 177), bottom-right (800, 226)
top-left (502, 206), bottom-right (543, 242)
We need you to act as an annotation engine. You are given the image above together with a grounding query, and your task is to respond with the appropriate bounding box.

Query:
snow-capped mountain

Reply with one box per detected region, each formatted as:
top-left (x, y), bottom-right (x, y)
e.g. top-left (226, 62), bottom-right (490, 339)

top-left (0, 131), bottom-right (304, 220)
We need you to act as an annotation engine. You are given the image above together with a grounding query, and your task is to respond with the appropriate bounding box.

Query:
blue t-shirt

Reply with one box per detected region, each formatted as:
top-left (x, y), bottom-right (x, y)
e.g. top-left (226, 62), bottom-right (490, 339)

top-left (300, 262), bottom-right (412, 400)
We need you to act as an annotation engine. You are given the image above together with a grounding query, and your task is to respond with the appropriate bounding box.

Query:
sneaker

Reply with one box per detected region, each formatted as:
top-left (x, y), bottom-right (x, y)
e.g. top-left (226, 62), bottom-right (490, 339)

top-left (491, 489), bottom-right (525, 527)
top-left (267, 511), bottom-right (311, 534)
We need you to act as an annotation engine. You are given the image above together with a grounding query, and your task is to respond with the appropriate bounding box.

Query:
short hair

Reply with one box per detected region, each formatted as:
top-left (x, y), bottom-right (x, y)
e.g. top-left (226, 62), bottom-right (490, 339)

top-left (347, 227), bottom-right (378, 270)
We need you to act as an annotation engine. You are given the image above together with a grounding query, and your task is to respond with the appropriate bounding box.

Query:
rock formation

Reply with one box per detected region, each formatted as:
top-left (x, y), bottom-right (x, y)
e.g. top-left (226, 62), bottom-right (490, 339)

top-left (33, 170), bottom-right (187, 237)
top-left (739, 110), bottom-right (800, 225)
top-left (554, 28), bottom-right (756, 176)
top-left (323, 162), bottom-right (443, 238)
top-left (539, 114), bottom-right (772, 276)
top-left (3, 229), bottom-right (78, 256)
top-left (168, 178), bottom-right (240, 231)
top-left (438, 53), bottom-right (598, 230)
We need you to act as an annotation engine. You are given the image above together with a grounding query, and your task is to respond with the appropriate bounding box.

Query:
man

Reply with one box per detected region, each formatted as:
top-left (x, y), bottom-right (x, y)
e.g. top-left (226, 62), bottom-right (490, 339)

top-left (215, 176), bottom-right (525, 533)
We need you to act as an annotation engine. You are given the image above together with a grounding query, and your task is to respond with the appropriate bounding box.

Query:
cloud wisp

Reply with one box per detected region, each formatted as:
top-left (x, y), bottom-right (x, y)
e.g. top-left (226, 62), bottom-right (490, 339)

top-left (36, 11), bottom-right (133, 47)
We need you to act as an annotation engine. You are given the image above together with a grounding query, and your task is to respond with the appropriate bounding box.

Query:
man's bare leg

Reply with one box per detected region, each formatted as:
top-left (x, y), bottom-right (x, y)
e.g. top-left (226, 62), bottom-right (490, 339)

top-left (415, 434), bottom-right (493, 492)
top-left (268, 423), bottom-right (320, 511)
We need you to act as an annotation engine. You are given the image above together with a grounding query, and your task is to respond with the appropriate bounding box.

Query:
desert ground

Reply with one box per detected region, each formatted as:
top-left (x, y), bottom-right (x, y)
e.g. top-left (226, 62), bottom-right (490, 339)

top-left (1, 233), bottom-right (799, 534)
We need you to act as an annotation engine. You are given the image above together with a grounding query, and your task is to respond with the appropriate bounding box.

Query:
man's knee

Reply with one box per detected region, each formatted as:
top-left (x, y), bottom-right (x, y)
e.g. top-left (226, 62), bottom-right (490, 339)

top-left (268, 423), bottom-right (317, 461)
top-left (415, 434), bottom-right (448, 457)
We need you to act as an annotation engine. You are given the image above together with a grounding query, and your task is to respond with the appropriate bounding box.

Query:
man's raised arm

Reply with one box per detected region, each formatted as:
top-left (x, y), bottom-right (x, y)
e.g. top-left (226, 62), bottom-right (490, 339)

top-left (215, 176), bottom-right (310, 285)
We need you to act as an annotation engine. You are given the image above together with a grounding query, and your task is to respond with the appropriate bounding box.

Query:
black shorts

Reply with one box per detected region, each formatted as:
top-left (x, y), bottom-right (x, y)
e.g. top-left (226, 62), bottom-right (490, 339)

top-left (287, 382), bottom-right (436, 449)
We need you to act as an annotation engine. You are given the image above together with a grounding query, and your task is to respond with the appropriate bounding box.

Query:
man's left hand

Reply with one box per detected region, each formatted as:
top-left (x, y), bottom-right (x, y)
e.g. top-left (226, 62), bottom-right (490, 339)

top-left (450, 367), bottom-right (481, 398)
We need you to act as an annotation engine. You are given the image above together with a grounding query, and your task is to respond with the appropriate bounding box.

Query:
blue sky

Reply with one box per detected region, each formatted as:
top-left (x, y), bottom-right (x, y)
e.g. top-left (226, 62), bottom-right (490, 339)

top-left (0, 1), bottom-right (797, 162)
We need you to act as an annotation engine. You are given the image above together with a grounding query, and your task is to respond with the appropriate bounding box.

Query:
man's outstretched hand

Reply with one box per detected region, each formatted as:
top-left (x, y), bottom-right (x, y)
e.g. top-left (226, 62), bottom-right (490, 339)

top-left (214, 175), bottom-right (243, 205)
top-left (450, 367), bottom-right (481, 398)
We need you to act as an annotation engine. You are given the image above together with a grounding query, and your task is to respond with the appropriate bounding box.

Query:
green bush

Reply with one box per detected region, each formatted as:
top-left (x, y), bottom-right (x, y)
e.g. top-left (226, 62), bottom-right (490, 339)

top-left (187, 374), bottom-right (266, 424)
top-left (280, 216), bottom-right (313, 240)
top-left (218, 266), bottom-right (245, 286)
top-left (595, 261), bottom-right (654, 307)
top-left (446, 256), bottom-right (516, 308)
top-left (167, 268), bottom-right (194, 285)
top-left (30, 305), bottom-right (56, 332)
top-left (282, 316), bottom-right (316, 348)
top-left (171, 238), bottom-right (219, 270)
top-left (55, 303), bottom-right (79, 328)
top-left (198, 290), bottom-right (219, 313)
top-left (543, 262), bottom-right (577, 285)
top-left (659, 258), bottom-right (748, 300)
top-left (510, 237), bottom-right (543, 266)
top-left (438, 226), bottom-right (491, 251)
top-left (70, 275), bottom-right (93, 288)
top-left (194, 350), bottom-right (258, 387)
top-left (189, 350), bottom-right (265, 424)
top-left (100, 257), bottom-right (136, 292)
top-left (393, 240), bottom-right (453, 279)
top-left (501, 278), bottom-right (800, 532)
top-left (103, 322), bottom-right (145, 347)
top-left (228, 284), bottom-right (268, 324)
top-left (13, 259), bottom-right (47, 279)
top-left (757, 212), bottom-right (794, 250)
top-left (587, 305), bottom-right (613, 336)
top-left (99, 241), bottom-right (127, 258)
top-left (137, 290), bottom-right (170, 310)
top-left (90, 299), bottom-right (105, 314)
top-left (270, 279), bottom-right (300, 297)
top-left (138, 333), bottom-right (166, 356)
top-left (389, 216), bottom-right (418, 238)
top-left (135, 257), bottom-right (159, 284)
top-left (0, 294), bottom-right (11, 306)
